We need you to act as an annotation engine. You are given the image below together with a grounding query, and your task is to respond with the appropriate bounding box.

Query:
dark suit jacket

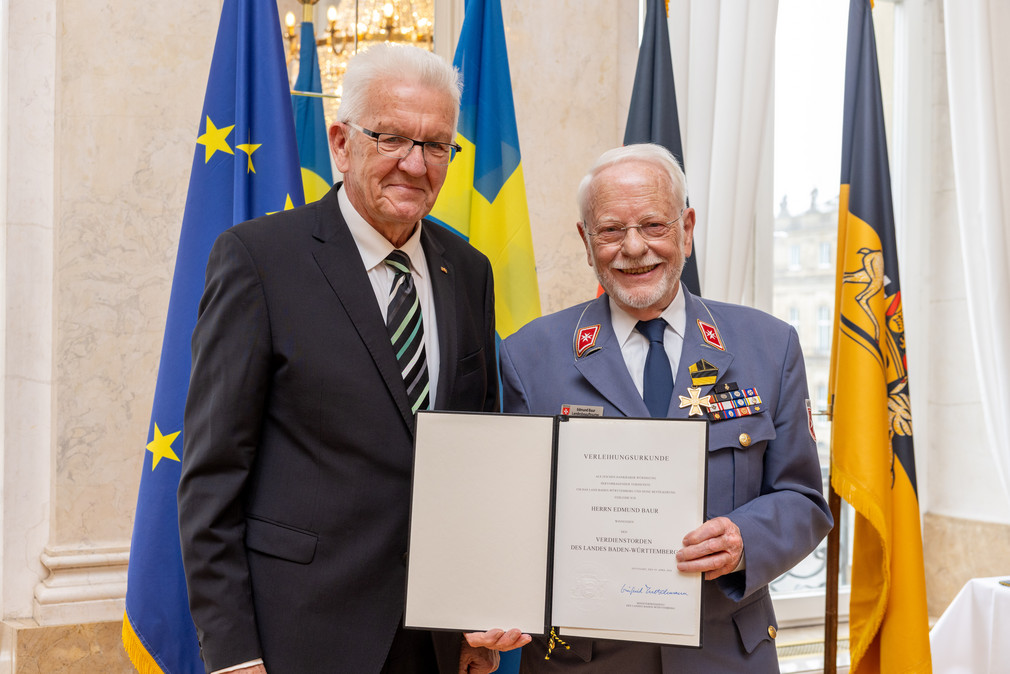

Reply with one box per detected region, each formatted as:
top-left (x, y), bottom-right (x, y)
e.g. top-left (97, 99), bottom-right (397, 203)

top-left (178, 184), bottom-right (499, 674)
top-left (500, 290), bottom-right (832, 673)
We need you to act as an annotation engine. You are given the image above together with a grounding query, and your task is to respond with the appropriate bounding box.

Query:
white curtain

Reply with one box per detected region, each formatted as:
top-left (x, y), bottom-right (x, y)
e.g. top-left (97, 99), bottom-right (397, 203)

top-left (943, 0), bottom-right (1010, 505)
top-left (667, 0), bottom-right (779, 304)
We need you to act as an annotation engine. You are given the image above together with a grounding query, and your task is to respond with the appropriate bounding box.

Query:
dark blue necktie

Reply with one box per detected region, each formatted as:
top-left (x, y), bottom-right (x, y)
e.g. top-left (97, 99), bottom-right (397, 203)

top-left (638, 318), bottom-right (673, 418)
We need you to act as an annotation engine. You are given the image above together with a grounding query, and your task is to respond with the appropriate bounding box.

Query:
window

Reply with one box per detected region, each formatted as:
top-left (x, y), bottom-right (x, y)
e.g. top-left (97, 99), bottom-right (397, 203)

top-left (820, 241), bottom-right (832, 267)
top-left (788, 244), bottom-right (802, 270)
top-left (817, 305), bottom-right (832, 353)
top-left (771, 0), bottom-right (881, 631)
top-left (789, 306), bottom-right (800, 331)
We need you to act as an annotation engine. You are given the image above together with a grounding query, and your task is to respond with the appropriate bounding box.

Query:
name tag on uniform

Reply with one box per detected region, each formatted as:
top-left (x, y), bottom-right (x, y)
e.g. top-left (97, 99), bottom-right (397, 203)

top-left (560, 404), bottom-right (604, 417)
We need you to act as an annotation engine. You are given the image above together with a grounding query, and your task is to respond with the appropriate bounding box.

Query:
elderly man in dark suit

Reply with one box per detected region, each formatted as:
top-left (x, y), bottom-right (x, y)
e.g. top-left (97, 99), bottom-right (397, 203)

top-left (499, 144), bottom-right (833, 672)
top-left (178, 44), bottom-right (523, 674)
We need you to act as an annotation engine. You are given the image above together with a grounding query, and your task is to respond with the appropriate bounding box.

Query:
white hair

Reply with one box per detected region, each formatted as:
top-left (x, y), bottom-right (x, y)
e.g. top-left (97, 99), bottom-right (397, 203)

top-left (576, 144), bottom-right (689, 223)
top-left (337, 43), bottom-right (462, 130)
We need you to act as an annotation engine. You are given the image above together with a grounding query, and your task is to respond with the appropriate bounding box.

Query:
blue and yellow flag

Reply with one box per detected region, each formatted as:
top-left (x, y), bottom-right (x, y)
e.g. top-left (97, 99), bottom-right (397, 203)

top-left (122, 1), bottom-right (303, 671)
top-left (292, 18), bottom-right (334, 202)
top-left (623, 0), bottom-right (700, 296)
top-left (830, 1), bottom-right (931, 672)
top-left (429, 0), bottom-right (540, 340)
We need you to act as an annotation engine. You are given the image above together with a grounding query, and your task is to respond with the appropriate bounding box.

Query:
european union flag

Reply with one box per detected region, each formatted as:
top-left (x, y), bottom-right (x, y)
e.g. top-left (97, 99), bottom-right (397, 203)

top-left (122, 1), bottom-right (303, 671)
top-left (292, 19), bottom-right (334, 202)
top-left (429, 0), bottom-right (541, 341)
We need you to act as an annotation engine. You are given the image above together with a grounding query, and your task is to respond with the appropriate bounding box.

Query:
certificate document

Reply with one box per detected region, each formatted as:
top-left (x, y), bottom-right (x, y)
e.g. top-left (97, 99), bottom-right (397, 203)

top-left (404, 412), bottom-right (707, 646)
top-left (551, 416), bottom-right (706, 645)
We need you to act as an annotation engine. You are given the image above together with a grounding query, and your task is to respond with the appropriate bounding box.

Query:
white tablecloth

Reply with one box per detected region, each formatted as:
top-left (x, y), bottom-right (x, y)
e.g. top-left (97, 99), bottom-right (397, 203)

top-left (930, 576), bottom-right (1010, 673)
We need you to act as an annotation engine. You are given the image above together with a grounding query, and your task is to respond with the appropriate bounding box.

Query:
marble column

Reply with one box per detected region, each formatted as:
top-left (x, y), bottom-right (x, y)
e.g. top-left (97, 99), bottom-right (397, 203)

top-left (3, 0), bottom-right (215, 669)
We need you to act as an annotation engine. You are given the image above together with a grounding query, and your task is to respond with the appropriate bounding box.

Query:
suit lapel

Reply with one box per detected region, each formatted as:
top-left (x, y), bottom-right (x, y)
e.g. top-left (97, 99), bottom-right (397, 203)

top-left (668, 289), bottom-right (736, 419)
top-left (572, 296), bottom-right (651, 418)
top-left (310, 185), bottom-right (416, 432)
top-left (421, 224), bottom-right (456, 409)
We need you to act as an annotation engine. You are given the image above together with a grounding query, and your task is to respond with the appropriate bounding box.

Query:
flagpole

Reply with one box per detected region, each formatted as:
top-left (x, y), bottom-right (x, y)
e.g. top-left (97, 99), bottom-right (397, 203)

top-left (824, 480), bottom-right (841, 674)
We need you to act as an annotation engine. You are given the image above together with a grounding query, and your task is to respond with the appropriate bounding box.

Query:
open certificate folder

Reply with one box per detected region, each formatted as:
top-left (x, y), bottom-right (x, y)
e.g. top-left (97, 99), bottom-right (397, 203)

top-left (404, 411), bottom-right (708, 646)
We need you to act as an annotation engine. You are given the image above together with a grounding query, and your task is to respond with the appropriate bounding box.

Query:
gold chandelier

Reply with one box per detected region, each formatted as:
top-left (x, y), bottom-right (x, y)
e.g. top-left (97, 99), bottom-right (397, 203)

top-left (284, 0), bottom-right (435, 124)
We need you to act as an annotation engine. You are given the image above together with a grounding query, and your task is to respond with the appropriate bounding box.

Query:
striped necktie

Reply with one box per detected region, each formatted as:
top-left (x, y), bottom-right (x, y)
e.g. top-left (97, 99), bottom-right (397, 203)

top-left (384, 250), bottom-right (430, 413)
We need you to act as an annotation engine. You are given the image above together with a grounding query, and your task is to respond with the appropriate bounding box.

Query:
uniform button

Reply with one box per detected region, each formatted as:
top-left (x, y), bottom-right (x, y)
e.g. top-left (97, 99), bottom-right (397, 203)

top-left (739, 433), bottom-right (751, 447)
top-left (768, 625), bottom-right (777, 639)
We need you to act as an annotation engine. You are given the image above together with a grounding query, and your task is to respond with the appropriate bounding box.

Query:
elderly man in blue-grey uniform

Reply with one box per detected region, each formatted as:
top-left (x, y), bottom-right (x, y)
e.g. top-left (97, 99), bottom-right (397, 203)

top-left (499, 144), bottom-right (833, 672)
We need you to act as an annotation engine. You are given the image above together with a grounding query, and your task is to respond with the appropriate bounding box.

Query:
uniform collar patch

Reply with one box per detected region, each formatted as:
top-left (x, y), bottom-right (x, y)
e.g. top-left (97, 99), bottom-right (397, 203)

top-left (575, 324), bottom-right (601, 358)
top-left (697, 319), bottom-right (725, 351)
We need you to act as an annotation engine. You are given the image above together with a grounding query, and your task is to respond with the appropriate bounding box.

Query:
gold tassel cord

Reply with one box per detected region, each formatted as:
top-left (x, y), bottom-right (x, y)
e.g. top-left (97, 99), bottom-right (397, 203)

top-left (544, 627), bottom-right (571, 660)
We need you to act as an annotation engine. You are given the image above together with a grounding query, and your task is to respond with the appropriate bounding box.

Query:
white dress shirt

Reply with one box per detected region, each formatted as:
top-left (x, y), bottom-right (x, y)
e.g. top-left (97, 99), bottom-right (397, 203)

top-left (608, 285), bottom-right (687, 399)
top-left (339, 185), bottom-right (440, 404)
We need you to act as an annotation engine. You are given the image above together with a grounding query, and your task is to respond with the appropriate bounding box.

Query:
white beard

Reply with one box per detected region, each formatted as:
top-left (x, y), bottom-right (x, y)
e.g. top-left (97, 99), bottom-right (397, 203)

top-left (590, 248), bottom-right (684, 311)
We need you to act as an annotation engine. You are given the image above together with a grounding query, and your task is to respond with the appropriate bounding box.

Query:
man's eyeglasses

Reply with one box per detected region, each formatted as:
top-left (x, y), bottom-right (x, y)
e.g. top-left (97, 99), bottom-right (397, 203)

top-left (346, 122), bottom-right (462, 166)
top-left (586, 212), bottom-right (685, 246)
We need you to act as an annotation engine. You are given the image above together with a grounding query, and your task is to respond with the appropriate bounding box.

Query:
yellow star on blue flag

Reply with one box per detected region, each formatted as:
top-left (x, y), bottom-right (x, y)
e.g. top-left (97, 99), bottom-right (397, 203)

top-left (197, 116), bottom-right (235, 162)
top-left (145, 424), bottom-right (181, 470)
top-left (236, 141), bottom-right (262, 173)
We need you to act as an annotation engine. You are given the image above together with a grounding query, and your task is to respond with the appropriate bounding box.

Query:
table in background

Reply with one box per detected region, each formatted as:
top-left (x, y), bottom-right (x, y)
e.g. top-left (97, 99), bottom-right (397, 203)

top-left (930, 576), bottom-right (1010, 673)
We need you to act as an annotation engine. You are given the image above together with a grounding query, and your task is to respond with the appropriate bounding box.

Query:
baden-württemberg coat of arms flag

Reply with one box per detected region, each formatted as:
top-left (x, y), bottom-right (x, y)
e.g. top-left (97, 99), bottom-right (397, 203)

top-left (829, 1), bottom-right (931, 672)
top-left (122, 1), bottom-right (303, 671)
top-left (428, 0), bottom-right (540, 340)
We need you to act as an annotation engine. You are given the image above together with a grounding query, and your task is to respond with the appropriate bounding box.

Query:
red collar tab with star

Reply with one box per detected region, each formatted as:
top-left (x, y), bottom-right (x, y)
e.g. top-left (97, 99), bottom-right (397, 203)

top-left (697, 319), bottom-right (725, 351)
top-left (575, 324), bottom-right (601, 358)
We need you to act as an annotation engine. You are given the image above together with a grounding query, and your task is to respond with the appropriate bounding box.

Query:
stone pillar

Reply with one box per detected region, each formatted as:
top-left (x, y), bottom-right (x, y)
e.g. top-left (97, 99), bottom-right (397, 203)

top-left (2, 0), bottom-right (215, 670)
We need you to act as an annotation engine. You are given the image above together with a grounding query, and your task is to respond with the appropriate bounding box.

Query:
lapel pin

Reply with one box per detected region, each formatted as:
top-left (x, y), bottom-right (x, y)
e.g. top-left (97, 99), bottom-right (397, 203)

top-left (440, 266), bottom-right (448, 274)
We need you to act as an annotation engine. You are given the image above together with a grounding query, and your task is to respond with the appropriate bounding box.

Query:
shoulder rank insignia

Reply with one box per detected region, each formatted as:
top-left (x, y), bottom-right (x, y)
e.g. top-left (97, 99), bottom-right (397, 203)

top-left (689, 359), bottom-right (719, 386)
top-left (697, 319), bottom-right (725, 351)
top-left (705, 382), bottom-right (764, 422)
top-left (574, 324), bottom-right (601, 358)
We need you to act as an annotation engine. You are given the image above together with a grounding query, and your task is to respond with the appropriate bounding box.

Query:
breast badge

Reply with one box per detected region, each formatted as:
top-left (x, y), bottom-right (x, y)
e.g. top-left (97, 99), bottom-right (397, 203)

top-left (705, 382), bottom-right (764, 422)
top-left (688, 359), bottom-right (718, 386)
top-left (678, 387), bottom-right (714, 417)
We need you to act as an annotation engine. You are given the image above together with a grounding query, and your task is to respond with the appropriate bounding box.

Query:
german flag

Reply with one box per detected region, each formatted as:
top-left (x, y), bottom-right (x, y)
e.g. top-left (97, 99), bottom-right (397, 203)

top-left (622, 0), bottom-right (699, 296)
top-left (830, 1), bottom-right (931, 671)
